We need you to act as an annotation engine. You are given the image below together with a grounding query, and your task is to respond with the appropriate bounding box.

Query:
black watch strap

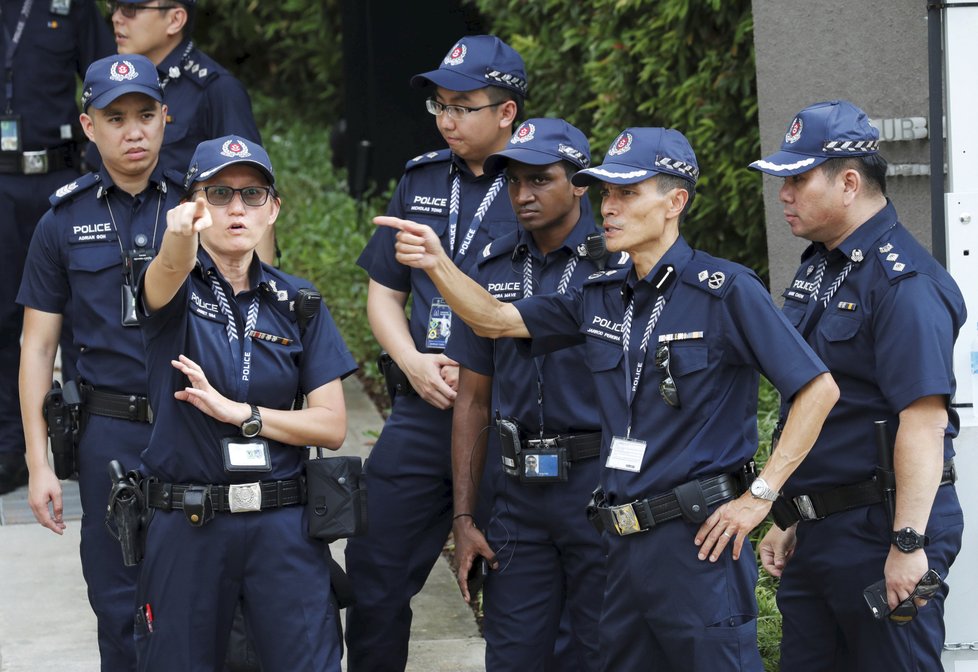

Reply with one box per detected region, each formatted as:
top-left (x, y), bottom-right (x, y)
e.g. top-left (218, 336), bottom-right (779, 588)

top-left (891, 526), bottom-right (929, 553)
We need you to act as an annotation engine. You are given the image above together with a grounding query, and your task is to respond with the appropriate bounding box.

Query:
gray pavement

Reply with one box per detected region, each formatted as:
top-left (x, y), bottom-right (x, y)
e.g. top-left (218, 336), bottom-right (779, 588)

top-left (0, 376), bottom-right (485, 671)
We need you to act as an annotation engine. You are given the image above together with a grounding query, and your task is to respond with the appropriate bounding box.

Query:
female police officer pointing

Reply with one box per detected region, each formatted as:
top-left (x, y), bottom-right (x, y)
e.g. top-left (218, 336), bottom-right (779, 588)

top-left (134, 136), bottom-right (356, 670)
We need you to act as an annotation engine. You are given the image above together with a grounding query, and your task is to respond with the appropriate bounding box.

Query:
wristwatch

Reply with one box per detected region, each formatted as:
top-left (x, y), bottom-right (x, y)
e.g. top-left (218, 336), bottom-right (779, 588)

top-left (749, 476), bottom-right (779, 501)
top-left (891, 527), bottom-right (929, 553)
top-left (241, 404), bottom-right (262, 438)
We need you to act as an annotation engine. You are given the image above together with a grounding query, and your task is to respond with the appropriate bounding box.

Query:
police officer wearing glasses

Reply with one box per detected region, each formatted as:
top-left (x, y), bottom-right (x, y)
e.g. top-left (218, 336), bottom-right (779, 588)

top-left (134, 136), bottom-right (356, 670)
top-left (447, 118), bottom-right (616, 671)
top-left (0, 0), bottom-right (113, 495)
top-left (375, 126), bottom-right (840, 671)
top-left (346, 34), bottom-right (524, 671)
top-left (18, 54), bottom-right (181, 671)
top-left (95, 0), bottom-right (274, 261)
top-left (752, 100), bottom-right (965, 671)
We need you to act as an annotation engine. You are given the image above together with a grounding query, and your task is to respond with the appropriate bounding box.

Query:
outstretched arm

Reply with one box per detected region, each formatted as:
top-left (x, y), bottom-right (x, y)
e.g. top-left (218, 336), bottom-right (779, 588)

top-left (144, 199), bottom-right (212, 313)
top-left (375, 216), bottom-right (529, 339)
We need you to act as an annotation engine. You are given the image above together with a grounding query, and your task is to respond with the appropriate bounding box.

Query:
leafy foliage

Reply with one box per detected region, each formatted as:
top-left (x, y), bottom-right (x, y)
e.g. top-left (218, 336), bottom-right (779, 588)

top-left (473, 0), bottom-right (768, 277)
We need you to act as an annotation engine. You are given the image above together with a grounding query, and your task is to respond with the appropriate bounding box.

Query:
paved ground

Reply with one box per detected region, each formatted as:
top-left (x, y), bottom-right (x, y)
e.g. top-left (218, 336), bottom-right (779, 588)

top-left (0, 376), bottom-right (485, 671)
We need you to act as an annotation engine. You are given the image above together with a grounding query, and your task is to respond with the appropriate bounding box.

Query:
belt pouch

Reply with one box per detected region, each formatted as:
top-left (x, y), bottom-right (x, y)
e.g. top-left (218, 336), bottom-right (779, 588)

top-left (770, 496), bottom-right (800, 530)
top-left (182, 486), bottom-right (212, 527)
top-left (305, 453), bottom-right (368, 542)
top-left (673, 480), bottom-right (709, 524)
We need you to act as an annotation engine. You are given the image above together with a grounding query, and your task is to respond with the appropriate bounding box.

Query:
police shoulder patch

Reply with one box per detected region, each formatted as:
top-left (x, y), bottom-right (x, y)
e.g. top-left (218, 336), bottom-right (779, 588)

top-left (405, 149), bottom-right (451, 171)
top-left (49, 172), bottom-right (100, 208)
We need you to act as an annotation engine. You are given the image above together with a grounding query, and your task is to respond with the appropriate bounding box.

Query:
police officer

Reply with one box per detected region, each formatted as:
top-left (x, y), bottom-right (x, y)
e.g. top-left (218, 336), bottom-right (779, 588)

top-left (134, 135), bottom-right (356, 671)
top-left (377, 126), bottom-right (840, 671)
top-left (97, 0), bottom-right (275, 262)
top-left (18, 54), bottom-right (180, 671)
top-left (346, 34), bottom-right (526, 670)
top-left (0, 0), bottom-right (113, 494)
top-left (447, 118), bottom-right (614, 671)
top-left (751, 100), bottom-right (965, 671)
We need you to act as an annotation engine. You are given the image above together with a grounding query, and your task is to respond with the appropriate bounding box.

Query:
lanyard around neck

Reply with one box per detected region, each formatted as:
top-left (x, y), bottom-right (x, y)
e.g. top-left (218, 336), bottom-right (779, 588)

top-left (209, 272), bottom-right (261, 400)
top-left (447, 170), bottom-right (505, 262)
top-left (3, 0), bottom-right (34, 113)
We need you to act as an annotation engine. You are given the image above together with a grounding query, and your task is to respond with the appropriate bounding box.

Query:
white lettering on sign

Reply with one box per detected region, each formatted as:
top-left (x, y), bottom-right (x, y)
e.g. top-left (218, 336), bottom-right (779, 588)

top-left (868, 117), bottom-right (927, 142)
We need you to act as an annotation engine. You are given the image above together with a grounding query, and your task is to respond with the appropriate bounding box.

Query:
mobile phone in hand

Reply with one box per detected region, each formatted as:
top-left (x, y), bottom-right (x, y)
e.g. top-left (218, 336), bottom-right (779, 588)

top-left (467, 556), bottom-right (489, 596)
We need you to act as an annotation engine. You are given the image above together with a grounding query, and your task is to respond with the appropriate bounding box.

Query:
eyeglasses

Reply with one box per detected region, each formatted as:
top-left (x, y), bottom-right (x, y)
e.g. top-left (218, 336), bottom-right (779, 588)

top-left (106, 2), bottom-right (176, 18)
top-left (425, 97), bottom-right (504, 120)
top-left (191, 186), bottom-right (272, 207)
top-left (888, 569), bottom-right (942, 625)
top-left (654, 344), bottom-right (681, 408)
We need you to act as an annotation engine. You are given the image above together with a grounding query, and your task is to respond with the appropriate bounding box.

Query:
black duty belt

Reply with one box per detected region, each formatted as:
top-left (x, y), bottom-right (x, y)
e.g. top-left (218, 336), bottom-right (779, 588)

top-left (146, 478), bottom-right (305, 521)
top-left (523, 431), bottom-right (601, 462)
top-left (590, 472), bottom-right (743, 536)
top-left (81, 384), bottom-right (153, 423)
top-left (0, 145), bottom-right (77, 175)
top-left (773, 459), bottom-right (957, 528)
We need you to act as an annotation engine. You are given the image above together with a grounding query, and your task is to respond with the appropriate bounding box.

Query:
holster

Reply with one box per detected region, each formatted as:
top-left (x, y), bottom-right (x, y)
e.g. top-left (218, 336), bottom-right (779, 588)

top-left (105, 460), bottom-right (153, 566)
top-left (43, 380), bottom-right (82, 480)
top-left (377, 351), bottom-right (416, 402)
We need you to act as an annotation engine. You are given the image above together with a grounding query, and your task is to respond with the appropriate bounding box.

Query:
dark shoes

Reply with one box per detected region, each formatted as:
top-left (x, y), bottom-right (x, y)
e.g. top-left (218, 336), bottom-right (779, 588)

top-left (0, 453), bottom-right (28, 495)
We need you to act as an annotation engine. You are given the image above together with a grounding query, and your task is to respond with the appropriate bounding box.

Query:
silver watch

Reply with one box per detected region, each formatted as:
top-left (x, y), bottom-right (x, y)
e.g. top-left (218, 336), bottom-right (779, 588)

top-left (749, 476), bottom-right (779, 501)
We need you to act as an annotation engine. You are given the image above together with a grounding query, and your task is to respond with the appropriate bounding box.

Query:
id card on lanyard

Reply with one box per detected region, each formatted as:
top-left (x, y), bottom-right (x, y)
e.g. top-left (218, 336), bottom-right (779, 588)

top-left (429, 169), bottom-right (506, 350)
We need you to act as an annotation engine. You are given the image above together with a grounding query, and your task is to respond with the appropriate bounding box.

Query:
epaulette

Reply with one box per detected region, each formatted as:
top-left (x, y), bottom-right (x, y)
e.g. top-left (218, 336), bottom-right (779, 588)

top-left (873, 239), bottom-right (917, 284)
top-left (405, 149), bottom-right (451, 171)
top-left (680, 252), bottom-right (746, 298)
top-left (164, 168), bottom-right (188, 191)
top-left (584, 266), bottom-right (630, 285)
top-left (476, 231), bottom-right (521, 265)
top-left (49, 172), bottom-right (100, 208)
top-left (181, 51), bottom-right (221, 87)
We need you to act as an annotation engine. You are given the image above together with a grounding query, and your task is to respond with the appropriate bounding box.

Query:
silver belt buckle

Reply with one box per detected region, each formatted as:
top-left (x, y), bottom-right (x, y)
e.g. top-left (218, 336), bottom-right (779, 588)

top-left (526, 437), bottom-right (559, 449)
top-left (228, 482), bottom-right (262, 513)
top-left (21, 150), bottom-right (48, 175)
top-left (609, 502), bottom-right (644, 536)
top-left (793, 494), bottom-right (818, 521)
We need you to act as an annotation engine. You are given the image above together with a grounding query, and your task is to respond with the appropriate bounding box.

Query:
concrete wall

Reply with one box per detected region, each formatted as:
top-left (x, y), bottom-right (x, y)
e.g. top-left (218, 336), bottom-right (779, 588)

top-left (752, 1), bottom-right (933, 301)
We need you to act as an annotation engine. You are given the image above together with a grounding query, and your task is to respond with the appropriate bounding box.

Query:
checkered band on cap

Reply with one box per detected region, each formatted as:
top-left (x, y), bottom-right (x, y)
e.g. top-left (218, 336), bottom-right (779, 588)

top-left (484, 67), bottom-right (528, 97)
top-left (558, 143), bottom-right (589, 168)
top-left (656, 156), bottom-right (699, 180)
top-left (823, 139), bottom-right (880, 153)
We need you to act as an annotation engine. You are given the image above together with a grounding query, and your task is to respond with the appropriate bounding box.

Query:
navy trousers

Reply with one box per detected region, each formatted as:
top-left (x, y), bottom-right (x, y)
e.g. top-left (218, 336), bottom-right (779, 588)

top-left (777, 485), bottom-right (963, 671)
top-left (135, 504), bottom-right (340, 671)
top-left (77, 414), bottom-right (151, 671)
top-left (483, 456), bottom-right (606, 672)
top-left (600, 512), bottom-right (764, 671)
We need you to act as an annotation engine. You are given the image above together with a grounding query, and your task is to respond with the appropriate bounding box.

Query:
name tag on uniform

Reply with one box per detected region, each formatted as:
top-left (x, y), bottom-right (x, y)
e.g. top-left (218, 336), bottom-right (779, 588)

top-left (426, 297), bottom-right (452, 350)
top-left (606, 435), bottom-right (646, 473)
top-left (221, 437), bottom-right (271, 472)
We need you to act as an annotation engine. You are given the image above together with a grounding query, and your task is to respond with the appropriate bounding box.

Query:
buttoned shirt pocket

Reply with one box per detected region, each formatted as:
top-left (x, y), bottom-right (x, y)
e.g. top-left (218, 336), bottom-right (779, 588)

top-left (585, 336), bottom-right (624, 375)
top-left (818, 311), bottom-right (861, 343)
top-left (67, 242), bottom-right (119, 276)
top-left (668, 343), bottom-right (709, 378)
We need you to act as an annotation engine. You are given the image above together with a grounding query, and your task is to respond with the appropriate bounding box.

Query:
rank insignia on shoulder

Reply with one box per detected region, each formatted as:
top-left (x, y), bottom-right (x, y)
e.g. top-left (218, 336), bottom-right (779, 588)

top-left (707, 271), bottom-right (725, 289)
top-left (698, 270), bottom-right (708, 282)
top-left (893, 262), bottom-right (905, 272)
top-left (879, 243), bottom-right (893, 254)
top-left (657, 331), bottom-right (704, 343)
top-left (837, 301), bottom-right (857, 311)
top-left (55, 181), bottom-right (78, 198)
top-left (886, 253), bottom-right (899, 262)
top-left (482, 242), bottom-right (492, 258)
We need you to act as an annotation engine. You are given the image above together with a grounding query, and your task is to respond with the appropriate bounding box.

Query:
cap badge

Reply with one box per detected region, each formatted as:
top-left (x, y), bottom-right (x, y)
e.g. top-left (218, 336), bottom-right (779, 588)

top-left (511, 123), bottom-right (535, 144)
top-left (109, 60), bottom-right (138, 82)
top-left (444, 43), bottom-right (467, 66)
top-left (785, 116), bottom-right (803, 144)
top-left (221, 139), bottom-right (251, 158)
top-left (608, 132), bottom-right (633, 156)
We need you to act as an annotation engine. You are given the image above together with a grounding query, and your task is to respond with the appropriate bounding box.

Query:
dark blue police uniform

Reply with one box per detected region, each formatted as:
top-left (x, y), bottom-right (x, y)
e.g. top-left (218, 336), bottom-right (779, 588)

top-left (514, 234), bottom-right (827, 671)
top-left (447, 211), bottom-right (618, 671)
top-left (0, 0), bottom-right (112, 486)
top-left (135, 249), bottom-right (356, 671)
top-left (87, 39), bottom-right (261, 176)
top-left (17, 161), bottom-right (183, 670)
top-left (774, 201), bottom-right (965, 671)
top-left (346, 149), bottom-right (517, 670)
